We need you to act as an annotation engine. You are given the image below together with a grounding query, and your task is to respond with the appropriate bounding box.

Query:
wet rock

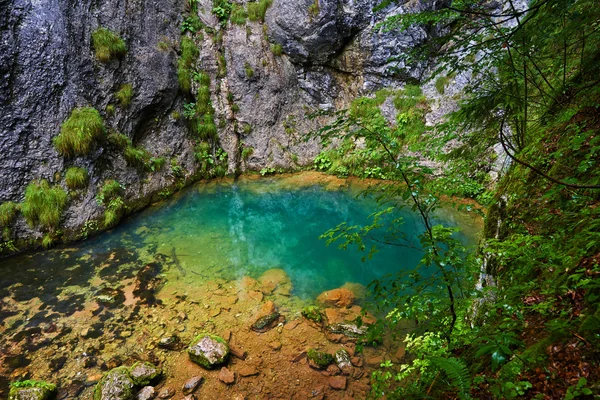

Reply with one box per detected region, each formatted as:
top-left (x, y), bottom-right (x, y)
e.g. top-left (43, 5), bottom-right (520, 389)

top-left (136, 386), bottom-right (155, 400)
top-left (158, 336), bottom-right (182, 350)
top-left (182, 376), bottom-right (203, 395)
top-left (156, 387), bottom-right (174, 399)
top-left (321, 364), bottom-right (341, 376)
top-left (130, 362), bottom-right (161, 386)
top-left (96, 287), bottom-right (126, 308)
top-left (301, 306), bottom-right (323, 324)
top-left (8, 380), bottom-right (56, 400)
top-left (218, 367), bottom-right (235, 385)
top-left (182, 396), bottom-right (196, 400)
top-left (316, 288), bottom-right (355, 308)
top-left (334, 349), bottom-right (353, 375)
top-left (307, 349), bottom-right (334, 370)
top-left (187, 333), bottom-right (229, 369)
top-left (351, 357), bottom-right (363, 367)
top-left (133, 263), bottom-right (164, 305)
top-left (258, 269), bottom-right (293, 295)
top-left (237, 365), bottom-right (259, 377)
top-left (229, 344), bottom-right (247, 360)
top-left (251, 312), bottom-right (281, 333)
top-left (325, 323), bottom-right (365, 339)
top-left (328, 376), bottom-right (347, 390)
top-left (93, 366), bottom-right (135, 400)
top-left (56, 380), bottom-right (85, 400)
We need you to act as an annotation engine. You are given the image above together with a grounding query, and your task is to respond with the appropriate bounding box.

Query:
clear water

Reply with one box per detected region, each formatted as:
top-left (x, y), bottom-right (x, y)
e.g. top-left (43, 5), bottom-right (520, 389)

top-left (0, 174), bottom-right (479, 301)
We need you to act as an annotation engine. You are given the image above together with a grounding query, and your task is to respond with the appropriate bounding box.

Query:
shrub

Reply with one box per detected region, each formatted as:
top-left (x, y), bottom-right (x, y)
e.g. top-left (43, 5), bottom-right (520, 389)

top-left (92, 28), bottom-right (127, 62)
top-left (53, 107), bottom-right (105, 157)
top-left (247, 0), bottom-right (273, 22)
top-left (65, 167), bottom-right (89, 190)
top-left (270, 43), bottom-right (283, 56)
top-left (0, 202), bottom-right (18, 227)
top-left (116, 83), bottom-right (133, 107)
top-left (21, 180), bottom-right (68, 230)
top-left (196, 114), bottom-right (217, 139)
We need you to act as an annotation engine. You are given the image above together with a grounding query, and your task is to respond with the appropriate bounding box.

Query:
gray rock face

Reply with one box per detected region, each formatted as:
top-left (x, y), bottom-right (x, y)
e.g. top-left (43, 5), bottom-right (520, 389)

top-left (0, 0), bottom-right (440, 252)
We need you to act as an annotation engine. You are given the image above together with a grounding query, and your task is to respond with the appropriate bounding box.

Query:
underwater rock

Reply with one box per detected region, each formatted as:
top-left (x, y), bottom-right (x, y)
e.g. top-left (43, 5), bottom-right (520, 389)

top-left (325, 323), bottom-right (365, 339)
top-left (96, 287), bottom-right (126, 308)
top-left (307, 349), bottom-right (334, 370)
top-left (182, 376), bottom-right (203, 395)
top-left (133, 263), bottom-right (163, 305)
top-left (94, 366), bottom-right (135, 400)
top-left (257, 269), bottom-right (293, 295)
top-left (328, 376), bottom-right (347, 390)
top-left (251, 312), bottom-right (281, 333)
top-left (130, 362), bottom-right (161, 386)
top-left (334, 349), bottom-right (353, 375)
top-left (237, 365), bottom-right (259, 377)
top-left (229, 344), bottom-right (247, 360)
top-left (187, 334), bottom-right (229, 369)
top-left (218, 367), bottom-right (235, 385)
top-left (316, 288), bottom-right (355, 308)
top-left (156, 387), bottom-right (174, 399)
top-left (8, 380), bottom-right (56, 400)
top-left (301, 305), bottom-right (323, 324)
top-left (157, 335), bottom-right (182, 350)
top-left (136, 386), bottom-right (155, 400)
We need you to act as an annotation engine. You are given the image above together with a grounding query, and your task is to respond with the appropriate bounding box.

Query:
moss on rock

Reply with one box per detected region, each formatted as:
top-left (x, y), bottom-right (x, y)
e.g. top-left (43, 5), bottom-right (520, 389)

top-left (93, 366), bottom-right (135, 400)
top-left (301, 305), bottom-right (323, 323)
top-left (307, 349), bottom-right (334, 369)
top-left (187, 333), bottom-right (229, 369)
top-left (129, 361), bottom-right (161, 386)
top-left (8, 380), bottom-right (56, 400)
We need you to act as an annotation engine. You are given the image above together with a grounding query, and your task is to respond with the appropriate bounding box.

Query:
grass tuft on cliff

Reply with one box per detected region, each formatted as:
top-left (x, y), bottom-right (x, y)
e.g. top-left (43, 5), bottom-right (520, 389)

top-left (22, 180), bottom-right (68, 230)
top-left (0, 202), bottom-right (19, 228)
top-left (116, 84), bottom-right (133, 107)
top-left (92, 28), bottom-right (127, 63)
top-left (178, 37), bottom-right (199, 93)
top-left (53, 107), bottom-right (105, 157)
top-left (65, 167), bottom-right (89, 190)
top-left (247, 0), bottom-right (272, 22)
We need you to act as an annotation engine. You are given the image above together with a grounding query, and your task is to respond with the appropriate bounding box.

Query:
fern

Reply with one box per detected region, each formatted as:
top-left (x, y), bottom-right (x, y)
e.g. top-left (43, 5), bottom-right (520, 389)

top-left (430, 356), bottom-right (471, 399)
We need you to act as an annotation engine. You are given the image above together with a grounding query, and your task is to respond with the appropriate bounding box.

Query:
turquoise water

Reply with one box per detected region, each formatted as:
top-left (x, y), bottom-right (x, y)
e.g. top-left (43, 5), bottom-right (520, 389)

top-left (0, 174), bottom-right (479, 301)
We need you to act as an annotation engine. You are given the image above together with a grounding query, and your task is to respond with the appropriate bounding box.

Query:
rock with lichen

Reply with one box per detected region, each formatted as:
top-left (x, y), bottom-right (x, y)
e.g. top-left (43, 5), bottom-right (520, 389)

top-left (129, 361), bottom-right (161, 386)
top-left (8, 380), bottom-right (56, 400)
top-left (187, 333), bottom-right (229, 369)
top-left (307, 349), bottom-right (334, 369)
top-left (93, 366), bottom-right (135, 400)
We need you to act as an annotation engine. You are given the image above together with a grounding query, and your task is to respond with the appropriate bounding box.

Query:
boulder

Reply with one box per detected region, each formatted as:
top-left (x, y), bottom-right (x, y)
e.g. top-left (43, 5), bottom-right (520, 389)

top-left (187, 334), bottom-right (229, 369)
top-left (129, 362), bottom-right (161, 386)
top-left (8, 381), bottom-right (56, 400)
top-left (316, 288), bottom-right (355, 308)
top-left (94, 367), bottom-right (135, 400)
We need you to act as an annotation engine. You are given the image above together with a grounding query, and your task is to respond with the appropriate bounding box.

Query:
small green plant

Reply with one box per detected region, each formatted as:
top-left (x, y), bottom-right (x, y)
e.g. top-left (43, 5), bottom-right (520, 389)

top-left (244, 62), bottom-right (254, 78)
top-left (107, 132), bottom-right (131, 149)
top-left (435, 75), bottom-right (451, 95)
top-left (313, 152), bottom-right (332, 171)
top-left (65, 167), bottom-right (89, 190)
top-left (217, 53), bottom-right (227, 77)
top-left (247, 0), bottom-right (273, 22)
top-left (307, 349), bottom-right (333, 368)
top-left (92, 28), bottom-right (127, 62)
top-left (230, 3), bottom-right (247, 25)
top-left (308, 0), bottom-right (319, 18)
top-left (192, 71), bottom-right (211, 86)
top-left (96, 180), bottom-right (126, 227)
top-left (116, 83), bottom-right (133, 107)
top-left (260, 167), bottom-right (275, 176)
top-left (21, 180), bottom-right (68, 230)
top-left (178, 37), bottom-right (199, 92)
top-left (0, 202), bottom-right (18, 228)
top-left (212, 0), bottom-right (233, 24)
top-left (106, 104), bottom-right (115, 115)
top-left (54, 107), bottom-right (105, 157)
top-left (242, 124), bottom-right (252, 135)
top-left (241, 146), bottom-right (254, 161)
top-left (181, 15), bottom-right (204, 33)
top-left (270, 43), bottom-right (283, 56)
top-left (96, 179), bottom-right (123, 205)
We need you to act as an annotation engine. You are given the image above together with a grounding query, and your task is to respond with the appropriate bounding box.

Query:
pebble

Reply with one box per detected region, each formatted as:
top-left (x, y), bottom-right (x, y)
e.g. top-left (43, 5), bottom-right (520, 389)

top-left (137, 386), bottom-right (155, 400)
top-left (182, 376), bottom-right (203, 395)
top-left (219, 367), bottom-right (235, 384)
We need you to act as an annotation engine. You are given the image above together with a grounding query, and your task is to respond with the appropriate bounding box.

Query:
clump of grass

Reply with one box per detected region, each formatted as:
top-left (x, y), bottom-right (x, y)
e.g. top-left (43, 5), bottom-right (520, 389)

top-left (230, 4), bottom-right (247, 25)
top-left (53, 107), bottom-right (105, 157)
top-left (21, 180), bottom-right (68, 230)
top-left (181, 15), bottom-right (204, 34)
top-left (65, 167), bottom-right (89, 190)
top-left (270, 43), bottom-right (283, 56)
top-left (308, 0), bottom-right (319, 18)
top-left (196, 114), bottom-right (218, 140)
top-left (192, 71), bottom-right (211, 86)
top-left (106, 104), bottom-right (115, 116)
top-left (157, 40), bottom-right (170, 51)
top-left (96, 179), bottom-right (123, 204)
top-left (107, 132), bottom-right (132, 149)
top-left (178, 37), bottom-right (199, 92)
top-left (247, 0), bottom-right (273, 22)
top-left (92, 28), bottom-right (127, 62)
top-left (217, 53), bottom-right (227, 78)
top-left (0, 202), bottom-right (19, 227)
top-left (435, 76), bottom-right (451, 95)
top-left (124, 146), bottom-right (150, 168)
top-left (243, 124), bottom-right (252, 135)
top-left (116, 84), bottom-right (133, 107)
top-left (244, 62), bottom-right (254, 78)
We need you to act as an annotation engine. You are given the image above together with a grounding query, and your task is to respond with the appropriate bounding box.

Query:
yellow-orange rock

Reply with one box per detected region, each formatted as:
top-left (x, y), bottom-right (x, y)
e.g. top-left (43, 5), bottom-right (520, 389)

top-left (316, 288), bottom-right (356, 308)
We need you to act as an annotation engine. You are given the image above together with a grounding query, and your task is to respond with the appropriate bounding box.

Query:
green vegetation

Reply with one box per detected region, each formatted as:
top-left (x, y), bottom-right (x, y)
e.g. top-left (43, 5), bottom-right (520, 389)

top-left (308, 0), bottom-right (319, 18)
top-left (107, 132), bottom-right (131, 149)
top-left (230, 3), bottom-right (247, 25)
top-left (178, 37), bottom-right (199, 93)
top-left (434, 75), bottom-right (450, 95)
top-left (92, 28), bottom-right (127, 62)
top-left (301, 305), bottom-right (322, 323)
top-left (181, 15), bottom-right (204, 34)
top-left (21, 180), bottom-right (68, 231)
top-left (0, 202), bottom-right (18, 228)
top-left (212, 0), bottom-right (232, 25)
top-left (106, 104), bottom-right (115, 116)
top-left (96, 180), bottom-right (126, 228)
top-left (65, 167), bottom-right (89, 190)
top-left (244, 62), bottom-right (254, 78)
top-left (241, 146), bottom-right (254, 161)
top-left (53, 107), bottom-right (105, 157)
top-left (115, 83), bottom-right (133, 107)
top-left (9, 380), bottom-right (56, 400)
top-left (270, 43), bottom-right (283, 56)
top-left (247, 0), bottom-right (273, 22)
top-left (306, 349), bottom-right (333, 369)
top-left (310, 1), bottom-right (600, 398)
